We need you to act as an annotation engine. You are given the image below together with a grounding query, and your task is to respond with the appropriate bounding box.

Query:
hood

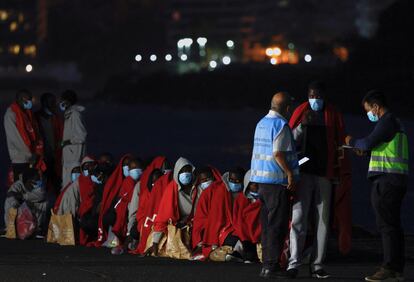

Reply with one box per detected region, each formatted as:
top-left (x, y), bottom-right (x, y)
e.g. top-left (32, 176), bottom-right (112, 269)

top-left (173, 157), bottom-right (194, 186)
top-left (243, 170), bottom-right (251, 196)
top-left (222, 172), bottom-right (231, 192)
top-left (81, 155), bottom-right (96, 166)
top-left (65, 104), bottom-right (85, 118)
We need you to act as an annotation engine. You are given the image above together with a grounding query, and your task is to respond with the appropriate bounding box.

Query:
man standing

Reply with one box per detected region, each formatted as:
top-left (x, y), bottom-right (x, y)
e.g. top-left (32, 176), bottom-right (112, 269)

top-left (250, 92), bottom-right (299, 279)
top-left (60, 90), bottom-right (87, 187)
top-left (35, 93), bottom-right (63, 196)
top-left (287, 81), bottom-right (351, 278)
top-left (346, 90), bottom-right (408, 282)
top-left (4, 89), bottom-right (45, 181)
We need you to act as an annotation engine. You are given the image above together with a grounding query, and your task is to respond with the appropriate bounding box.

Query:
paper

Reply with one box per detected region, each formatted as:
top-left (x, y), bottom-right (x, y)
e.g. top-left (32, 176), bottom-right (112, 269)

top-left (298, 157), bottom-right (310, 166)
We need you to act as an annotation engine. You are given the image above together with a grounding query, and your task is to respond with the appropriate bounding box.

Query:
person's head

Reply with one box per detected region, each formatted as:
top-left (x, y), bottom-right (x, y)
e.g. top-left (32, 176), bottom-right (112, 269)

top-left (71, 166), bottom-right (81, 182)
top-left (246, 182), bottom-right (259, 200)
top-left (178, 164), bottom-right (194, 187)
top-left (82, 161), bottom-right (97, 176)
top-left (122, 156), bottom-right (132, 177)
top-left (40, 92), bottom-right (57, 114)
top-left (148, 168), bottom-right (163, 190)
top-left (362, 90), bottom-right (388, 122)
top-left (99, 152), bottom-right (114, 166)
top-left (308, 81), bottom-right (326, 112)
top-left (16, 89), bottom-right (33, 110)
top-left (23, 169), bottom-right (42, 190)
top-left (195, 166), bottom-right (214, 190)
top-left (91, 166), bottom-right (106, 185)
top-left (60, 90), bottom-right (77, 112)
top-left (228, 167), bottom-right (245, 192)
top-left (128, 158), bottom-right (144, 181)
top-left (270, 91), bottom-right (294, 119)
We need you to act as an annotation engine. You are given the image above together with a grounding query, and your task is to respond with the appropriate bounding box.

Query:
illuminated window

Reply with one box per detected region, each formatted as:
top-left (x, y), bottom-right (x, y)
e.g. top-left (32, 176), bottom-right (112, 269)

top-left (10, 21), bottom-right (18, 32)
top-left (9, 45), bottom-right (21, 55)
top-left (24, 45), bottom-right (37, 57)
top-left (0, 10), bottom-right (8, 21)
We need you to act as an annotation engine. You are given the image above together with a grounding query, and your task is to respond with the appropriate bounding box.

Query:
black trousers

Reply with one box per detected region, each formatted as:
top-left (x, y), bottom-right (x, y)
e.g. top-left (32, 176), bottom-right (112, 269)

top-left (258, 184), bottom-right (289, 269)
top-left (371, 175), bottom-right (406, 272)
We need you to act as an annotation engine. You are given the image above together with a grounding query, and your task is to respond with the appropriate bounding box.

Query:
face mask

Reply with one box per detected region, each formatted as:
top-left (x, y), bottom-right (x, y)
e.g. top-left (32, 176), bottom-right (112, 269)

top-left (32, 180), bottom-right (43, 189)
top-left (309, 98), bottom-right (324, 111)
top-left (83, 170), bottom-right (89, 176)
top-left (199, 180), bottom-right (213, 190)
top-left (179, 172), bottom-right (192, 186)
top-left (248, 191), bottom-right (259, 200)
top-left (123, 165), bottom-right (130, 177)
top-left (228, 181), bottom-right (243, 192)
top-left (367, 110), bottom-right (379, 122)
top-left (91, 175), bottom-right (102, 184)
top-left (59, 102), bottom-right (67, 112)
top-left (129, 168), bottom-right (142, 181)
top-left (44, 108), bottom-right (53, 116)
top-left (23, 100), bottom-right (33, 110)
top-left (71, 172), bottom-right (81, 182)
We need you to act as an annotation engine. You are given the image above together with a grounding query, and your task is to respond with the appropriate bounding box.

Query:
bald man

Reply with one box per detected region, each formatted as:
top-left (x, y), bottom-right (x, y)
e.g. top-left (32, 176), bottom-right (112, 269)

top-left (250, 92), bottom-right (299, 279)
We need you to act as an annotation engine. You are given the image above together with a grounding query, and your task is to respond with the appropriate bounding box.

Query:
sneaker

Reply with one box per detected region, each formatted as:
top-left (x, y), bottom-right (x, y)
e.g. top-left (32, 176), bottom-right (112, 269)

top-left (260, 267), bottom-right (290, 279)
top-left (365, 268), bottom-right (398, 282)
top-left (311, 269), bottom-right (330, 279)
top-left (287, 268), bottom-right (298, 278)
top-left (225, 251), bottom-right (244, 263)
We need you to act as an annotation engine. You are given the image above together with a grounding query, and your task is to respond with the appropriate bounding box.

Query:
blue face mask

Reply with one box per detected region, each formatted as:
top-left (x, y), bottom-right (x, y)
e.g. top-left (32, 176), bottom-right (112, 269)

top-left (199, 180), bottom-right (213, 190)
top-left (123, 165), bottom-right (130, 177)
top-left (44, 108), bottom-right (54, 116)
top-left (83, 170), bottom-right (89, 176)
top-left (367, 110), bottom-right (379, 122)
top-left (32, 180), bottom-right (43, 190)
top-left (248, 191), bottom-right (259, 200)
top-left (91, 175), bottom-right (102, 184)
top-left (179, 172), bottom-right (193, 186)
top-left (23, 100), bottom-right (33, 110)
top-left (309, 98), bottom-right (324, 111)
top-left (129, 168), bottom-right (142, 181)
top-left (59, 102), bottom-right (67, 112)
top-left (228, 181), bottom-right (243, 192)
top-left (71, 172), bottom-right (81, 182)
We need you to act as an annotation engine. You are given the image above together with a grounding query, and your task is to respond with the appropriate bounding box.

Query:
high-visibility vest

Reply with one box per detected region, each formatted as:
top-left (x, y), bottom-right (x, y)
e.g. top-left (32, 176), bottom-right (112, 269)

top-left (250, 114), bottom-right (299, 185)
top-left (369, 132), bottom-right (409, 175)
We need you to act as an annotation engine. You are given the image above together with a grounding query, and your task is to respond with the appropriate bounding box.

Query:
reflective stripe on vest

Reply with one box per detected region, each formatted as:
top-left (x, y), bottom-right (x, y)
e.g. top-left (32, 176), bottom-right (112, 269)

top-left (369, 132), bottom-right (409, 175)
top-left (250, 115), bottom-right (299, 185)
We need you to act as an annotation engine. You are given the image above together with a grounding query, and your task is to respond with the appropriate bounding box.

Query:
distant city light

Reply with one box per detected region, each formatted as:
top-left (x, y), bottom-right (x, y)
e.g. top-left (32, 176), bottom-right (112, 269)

top-left (266, 48), bottom-right (274, 56)
top-left (226, 40), bottom-right (234, 48)
top-left (304, 54), bottom-right (312, 63)
top-left (165, 54), bottom-right (172, 61)
top-left (25, 64), bottom-right (33, 73)
top-left (197, 37), bottom-right (208, 47)
top-left (135, 54), bottom-right (142, 62)
top-left (177, 39), bottom-right (185, 48)
top-left (180, 54), bottom-right (188, 61)
top-left (288, 43), bottom-right (295, 49)
top-left (222, 56), bottom-right (231, 65)
top-left (150, 54), bottom-right (157, 62)
top-left (209, 60), bottom-right (217, 69)
top-left (183, 38), bottom-right (193, 47)
top-left (270, 58), bottom-right (278, 65)
top-left (273, 47), bottom-right (282, 56)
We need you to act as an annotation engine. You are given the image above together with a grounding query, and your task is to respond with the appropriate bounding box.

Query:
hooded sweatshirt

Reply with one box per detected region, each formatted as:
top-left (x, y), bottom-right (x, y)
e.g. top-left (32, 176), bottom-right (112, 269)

top-left (152, 157), bottom-right (199, 244)
top-left (62, 105), bottom-right (87, 166)
top-left (222, 172), bottom-right (243, 202)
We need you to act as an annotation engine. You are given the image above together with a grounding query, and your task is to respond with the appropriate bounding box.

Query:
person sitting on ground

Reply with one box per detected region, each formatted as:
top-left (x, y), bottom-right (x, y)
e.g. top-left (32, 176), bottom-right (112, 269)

top-left (227, 170), bottom-right (262, 263)
top-left (4, 168), bottom-right (47, 236)
top-left (53, 165), bottom-right (80, 214)
top-left (144, 157), bottom-right (199, 257)
top-left (222, 167), bottom-right (246, 202)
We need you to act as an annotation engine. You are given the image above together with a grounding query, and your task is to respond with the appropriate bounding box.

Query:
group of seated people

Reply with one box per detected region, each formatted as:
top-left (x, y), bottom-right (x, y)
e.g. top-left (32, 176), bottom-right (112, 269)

top-left (4, 153), bottom-right (262, 263)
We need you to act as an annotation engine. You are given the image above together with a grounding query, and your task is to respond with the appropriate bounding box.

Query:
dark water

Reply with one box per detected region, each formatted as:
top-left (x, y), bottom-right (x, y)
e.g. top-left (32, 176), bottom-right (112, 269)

top-left (1, 103), bottom-right (413, 232)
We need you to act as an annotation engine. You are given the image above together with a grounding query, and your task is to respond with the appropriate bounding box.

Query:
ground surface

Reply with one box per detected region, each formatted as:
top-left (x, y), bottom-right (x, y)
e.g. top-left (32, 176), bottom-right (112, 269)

top-left (0, 236), bottom-right (413, 282)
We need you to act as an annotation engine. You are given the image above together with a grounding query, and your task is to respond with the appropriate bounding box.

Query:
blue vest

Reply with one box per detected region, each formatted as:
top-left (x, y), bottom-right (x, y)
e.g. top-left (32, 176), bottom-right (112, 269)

top-left (250, 113), bottom-right (300, 185)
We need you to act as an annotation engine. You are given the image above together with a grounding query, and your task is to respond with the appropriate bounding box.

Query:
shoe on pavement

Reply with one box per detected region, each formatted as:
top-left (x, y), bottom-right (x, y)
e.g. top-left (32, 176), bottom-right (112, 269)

top-left (225, 251), bottom-right (244, 263)
top-left (260, 267), bottom-right (290, 279)
top-left (287, 268), bottom-right (298, 278)
top-left (311, 269), bottom-right (331, 279)
top-left (365, 267), bottom-right (399, 282)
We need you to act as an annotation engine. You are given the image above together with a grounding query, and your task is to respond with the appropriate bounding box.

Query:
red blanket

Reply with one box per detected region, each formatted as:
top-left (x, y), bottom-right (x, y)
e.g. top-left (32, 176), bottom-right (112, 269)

top-left (93, 154), bottom-right (131, 247)
top-left (232, 194), bottom-right (261, 243)
top-left (192, 167), bottom-right (234, 258)
top-left (10, 103), bottom-right (46, 171)
top-left (78, 175), bottom-right (96, 245)
top-left (289, 101), bottom-right (352, 254)
top-left (112, 176), bottom-right (136, 242)
top-left (132, 172), bottom-right (172, 254)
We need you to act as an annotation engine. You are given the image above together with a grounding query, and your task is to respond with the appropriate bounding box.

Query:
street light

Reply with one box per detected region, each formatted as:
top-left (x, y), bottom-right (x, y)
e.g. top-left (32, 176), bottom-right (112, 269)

top-left (226, 40), bottom-right (234, 49)
top-left (180, 54), bottom-right (188, 61)
top-left (266, 48), bottom-right (274, 56)
top-left (165, 54), bottom-right (172, 61)
top-left (197, 37), bottom-right (207, 47)
top-left (25, 64), bottom-right (33, 73)
top-left (273, 47), bottom-right (282, 56)
top-left (150, 54), bottom-right (157, 62)
top-left (304, 54), bottom-right (312, 63)
top-left (270, 58), bottom-right (278, 65)
top-left (222, 56), bottom-right (231, 65)
top-left (135, 54), bottom-right (142, 62)
top-left (209, 60), bottom-right (217, 69)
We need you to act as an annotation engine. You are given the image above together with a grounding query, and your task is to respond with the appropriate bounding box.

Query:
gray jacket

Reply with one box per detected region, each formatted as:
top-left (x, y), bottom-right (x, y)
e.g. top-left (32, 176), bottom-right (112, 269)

top-left (3, 107), bottom-right (33, 163)
top-left (62, 105), bottom-right (87, 166)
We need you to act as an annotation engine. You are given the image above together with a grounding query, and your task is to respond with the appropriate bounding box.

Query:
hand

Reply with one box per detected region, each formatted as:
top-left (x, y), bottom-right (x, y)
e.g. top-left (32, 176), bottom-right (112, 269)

top-left (345, 135), bottom-right (353, 146)
top-left (61, 140), bottom-right (71, 148)
top-left (286, 172), bottom-right (297, 192)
